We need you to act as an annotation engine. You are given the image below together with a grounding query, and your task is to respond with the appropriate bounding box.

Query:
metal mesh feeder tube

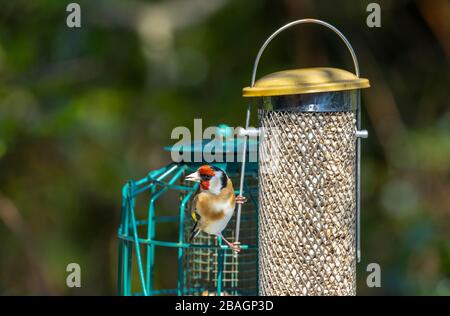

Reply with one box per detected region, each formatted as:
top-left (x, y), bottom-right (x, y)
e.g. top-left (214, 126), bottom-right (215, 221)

top-left (240, 19), bottom-right (370, 296)
top-left (258, 110), bottom-right (356, 295)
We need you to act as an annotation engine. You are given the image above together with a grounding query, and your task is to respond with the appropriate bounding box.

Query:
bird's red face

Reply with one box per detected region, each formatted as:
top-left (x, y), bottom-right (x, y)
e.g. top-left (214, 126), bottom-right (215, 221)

top-left (185, 165), bottom-right (215, 190)
top-left (185, 165), bottom-right (228, 194)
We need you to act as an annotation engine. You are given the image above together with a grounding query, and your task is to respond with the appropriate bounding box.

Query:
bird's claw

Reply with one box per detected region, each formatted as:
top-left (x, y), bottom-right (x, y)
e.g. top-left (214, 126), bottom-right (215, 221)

top-left (231, 242), bottom-right (241, 253)
top-left (236, 195), bottom-right (247, 205)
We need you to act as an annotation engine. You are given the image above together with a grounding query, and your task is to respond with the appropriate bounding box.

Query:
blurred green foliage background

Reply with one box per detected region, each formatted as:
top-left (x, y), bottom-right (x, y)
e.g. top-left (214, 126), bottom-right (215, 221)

top-left (0, 0), bottom-right (449, 295)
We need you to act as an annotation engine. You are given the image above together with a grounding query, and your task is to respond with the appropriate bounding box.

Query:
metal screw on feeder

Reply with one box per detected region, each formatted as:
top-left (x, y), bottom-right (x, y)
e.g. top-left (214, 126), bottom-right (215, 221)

top-left (236, 19), bottom-right (370, 295)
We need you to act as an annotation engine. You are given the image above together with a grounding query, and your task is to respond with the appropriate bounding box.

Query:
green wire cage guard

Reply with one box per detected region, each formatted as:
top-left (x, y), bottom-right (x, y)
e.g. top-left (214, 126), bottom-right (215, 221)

top-left (117, 126), bottom-right (259, 296)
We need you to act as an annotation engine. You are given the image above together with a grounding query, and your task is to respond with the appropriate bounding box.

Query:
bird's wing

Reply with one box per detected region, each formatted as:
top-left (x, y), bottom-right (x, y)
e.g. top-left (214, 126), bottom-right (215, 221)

top-left (190, 194), bottom-right (201, 223)
top-left (189, 194), bottom-right (202, 242)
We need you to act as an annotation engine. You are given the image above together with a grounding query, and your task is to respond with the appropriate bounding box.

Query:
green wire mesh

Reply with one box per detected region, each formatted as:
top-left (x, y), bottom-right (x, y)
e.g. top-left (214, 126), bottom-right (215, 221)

top-left (118, 162), bottom-right (258, 296)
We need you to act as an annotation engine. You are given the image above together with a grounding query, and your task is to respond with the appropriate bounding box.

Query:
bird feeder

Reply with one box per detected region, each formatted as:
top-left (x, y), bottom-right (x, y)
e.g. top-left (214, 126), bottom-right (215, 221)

top-left (117, 125), bottom-right (258, 296)
top-left (238, 19), bottom-right (370, 295)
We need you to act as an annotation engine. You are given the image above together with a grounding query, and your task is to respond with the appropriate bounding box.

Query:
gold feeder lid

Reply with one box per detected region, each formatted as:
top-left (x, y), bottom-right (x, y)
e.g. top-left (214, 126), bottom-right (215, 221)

top-left (242, 67), bottom-right (370, 97)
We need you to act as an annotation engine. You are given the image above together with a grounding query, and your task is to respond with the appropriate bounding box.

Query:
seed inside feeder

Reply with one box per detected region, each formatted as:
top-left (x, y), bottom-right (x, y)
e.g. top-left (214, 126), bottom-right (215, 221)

top-left (258, 110), bottom-right (356, 296)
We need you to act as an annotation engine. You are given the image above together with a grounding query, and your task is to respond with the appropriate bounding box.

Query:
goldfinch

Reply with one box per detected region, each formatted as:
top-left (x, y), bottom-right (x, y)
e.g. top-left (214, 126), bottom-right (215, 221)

top-left (185, 165), bottom-right (246, 252)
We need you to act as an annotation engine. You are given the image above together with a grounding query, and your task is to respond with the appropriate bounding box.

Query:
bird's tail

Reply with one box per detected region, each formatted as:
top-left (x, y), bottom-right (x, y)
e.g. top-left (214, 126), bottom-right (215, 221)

top-left (188, 222), bottom-right (201, 243)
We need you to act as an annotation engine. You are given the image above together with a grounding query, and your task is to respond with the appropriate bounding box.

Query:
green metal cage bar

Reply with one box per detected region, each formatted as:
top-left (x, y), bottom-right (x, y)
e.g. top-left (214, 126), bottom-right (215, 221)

top-left (118, 161), bottom-right (258, 296)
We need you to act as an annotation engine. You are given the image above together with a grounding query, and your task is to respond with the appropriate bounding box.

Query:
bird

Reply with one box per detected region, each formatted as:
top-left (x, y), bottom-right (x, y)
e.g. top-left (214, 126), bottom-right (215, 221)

top-left (184, 164), bottom-right (246, 252)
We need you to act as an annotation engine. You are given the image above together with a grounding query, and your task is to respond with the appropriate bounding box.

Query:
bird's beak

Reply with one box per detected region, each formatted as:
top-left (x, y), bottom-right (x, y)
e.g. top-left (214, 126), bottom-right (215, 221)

top-left (185, 171), bottom-right (200, 183)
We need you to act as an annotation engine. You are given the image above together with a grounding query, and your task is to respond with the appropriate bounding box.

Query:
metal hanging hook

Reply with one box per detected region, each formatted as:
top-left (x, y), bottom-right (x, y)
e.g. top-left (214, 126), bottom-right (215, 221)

top-left (251, 18), bottom-right (361, 87)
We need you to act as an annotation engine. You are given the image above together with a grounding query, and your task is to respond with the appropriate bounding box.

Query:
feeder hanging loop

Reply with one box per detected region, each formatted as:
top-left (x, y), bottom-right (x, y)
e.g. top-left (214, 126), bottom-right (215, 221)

top-left (250, 18), bottom-right (360, 87)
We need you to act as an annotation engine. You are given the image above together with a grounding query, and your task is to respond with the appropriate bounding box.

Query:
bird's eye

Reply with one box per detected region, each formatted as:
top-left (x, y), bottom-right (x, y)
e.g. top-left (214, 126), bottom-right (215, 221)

top-left (202, 174), bottom-right (212, 180)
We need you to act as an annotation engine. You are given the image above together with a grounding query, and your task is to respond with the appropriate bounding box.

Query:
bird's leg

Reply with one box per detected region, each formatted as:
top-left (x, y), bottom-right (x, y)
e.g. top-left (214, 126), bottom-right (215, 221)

top-left (219, 234), bottom-right (241, 252)
top-left (235, 195), bottom-right (247, 205)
